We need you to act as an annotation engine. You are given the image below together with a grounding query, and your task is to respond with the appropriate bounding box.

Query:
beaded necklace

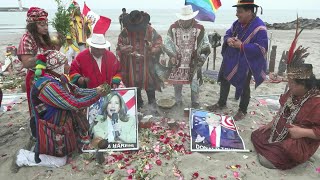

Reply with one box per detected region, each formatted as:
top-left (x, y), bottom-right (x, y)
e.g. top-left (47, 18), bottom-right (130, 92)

top-left (268, 88), bottom-right (318, 143)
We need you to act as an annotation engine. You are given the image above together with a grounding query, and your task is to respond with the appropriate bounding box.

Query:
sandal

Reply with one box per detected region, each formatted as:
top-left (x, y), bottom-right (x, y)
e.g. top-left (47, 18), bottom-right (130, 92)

top-left (206, 103), bottom-right (226, 112)
top-left (233, 110), bottom-right (246, 121)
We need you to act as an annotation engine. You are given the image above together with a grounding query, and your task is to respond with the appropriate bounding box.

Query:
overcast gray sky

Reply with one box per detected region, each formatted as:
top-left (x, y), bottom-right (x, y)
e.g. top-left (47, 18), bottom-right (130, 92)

top-left (1, 0), bottom-right (319, 10)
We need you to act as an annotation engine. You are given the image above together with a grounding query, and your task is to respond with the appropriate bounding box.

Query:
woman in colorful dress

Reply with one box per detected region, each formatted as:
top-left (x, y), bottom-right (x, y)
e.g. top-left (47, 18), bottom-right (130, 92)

top-left (17, 7), bottom-right (54, 114)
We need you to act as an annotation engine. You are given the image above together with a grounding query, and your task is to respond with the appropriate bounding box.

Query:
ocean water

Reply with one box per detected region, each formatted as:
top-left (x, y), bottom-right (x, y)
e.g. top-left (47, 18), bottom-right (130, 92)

top-left (0, 9), bottom-right (319, 34)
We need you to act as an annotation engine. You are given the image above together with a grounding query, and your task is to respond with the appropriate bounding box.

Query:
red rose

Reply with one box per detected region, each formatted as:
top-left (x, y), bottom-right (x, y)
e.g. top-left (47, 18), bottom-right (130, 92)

top-left (155, 159), bottom-right (162, 166)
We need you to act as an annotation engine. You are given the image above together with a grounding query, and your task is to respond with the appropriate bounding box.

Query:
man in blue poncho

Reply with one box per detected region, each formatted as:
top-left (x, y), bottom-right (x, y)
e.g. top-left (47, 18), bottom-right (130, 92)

top-left (208, 0), bottom-right (268, 121)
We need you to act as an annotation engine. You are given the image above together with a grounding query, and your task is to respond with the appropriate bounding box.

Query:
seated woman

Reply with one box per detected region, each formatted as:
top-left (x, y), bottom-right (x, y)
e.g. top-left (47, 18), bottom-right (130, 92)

top-left (91, 91), bottom-right (137, 148)
top-left (30, 50), bottom-right (110, 163)
top-left (251, 45), bottom-right (320, 170)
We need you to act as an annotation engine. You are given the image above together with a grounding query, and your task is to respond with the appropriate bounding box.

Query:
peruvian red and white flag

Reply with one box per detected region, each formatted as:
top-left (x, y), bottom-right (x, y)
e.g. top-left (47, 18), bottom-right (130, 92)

top-left (82, 3), bottom-right (111, 34)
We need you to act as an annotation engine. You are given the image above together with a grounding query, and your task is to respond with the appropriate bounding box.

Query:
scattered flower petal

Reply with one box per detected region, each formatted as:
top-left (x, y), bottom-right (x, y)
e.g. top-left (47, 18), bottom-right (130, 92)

top-left (144, 163), bottom-right (152, 170)
top-left (127, 168), bottom-right (136, 175)
top-left (155, 159), bottom-right (162, 166)
top-left (192, 172), bottom-right (199, 178)
top-left (233, 171), bottom-right (240, 178)
top-left (104, 169), bottom-right (115, 174)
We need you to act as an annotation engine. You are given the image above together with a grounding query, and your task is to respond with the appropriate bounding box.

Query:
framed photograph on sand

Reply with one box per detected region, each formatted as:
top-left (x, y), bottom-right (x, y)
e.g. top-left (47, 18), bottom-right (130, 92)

top-left (83, 87), bottom-right (138, 152)
top-left (189, 109), bottom-right (249, 152)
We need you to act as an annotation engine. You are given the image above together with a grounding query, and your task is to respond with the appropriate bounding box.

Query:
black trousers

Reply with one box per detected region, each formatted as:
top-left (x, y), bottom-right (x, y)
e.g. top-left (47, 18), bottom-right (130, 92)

top-left (137, 88), bottom-right (156, 106)
top-left (218, 72), bottom-right (252, 113)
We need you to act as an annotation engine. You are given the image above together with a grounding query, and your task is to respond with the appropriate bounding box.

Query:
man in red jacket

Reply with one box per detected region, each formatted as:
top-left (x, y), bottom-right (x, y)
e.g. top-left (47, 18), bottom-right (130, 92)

top-left (69, 33), bottom-right (122, 88)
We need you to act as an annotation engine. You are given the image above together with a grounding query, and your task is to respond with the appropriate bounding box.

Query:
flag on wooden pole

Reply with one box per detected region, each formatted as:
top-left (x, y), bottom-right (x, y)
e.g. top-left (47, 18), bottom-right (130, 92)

top-left (185, 0), bottom-right (221, 22)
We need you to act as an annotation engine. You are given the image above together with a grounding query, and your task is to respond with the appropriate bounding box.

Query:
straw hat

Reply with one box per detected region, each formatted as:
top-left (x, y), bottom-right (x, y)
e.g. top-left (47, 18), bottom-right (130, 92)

top-left (86, 33), bottom-right (111, 49)
top-left (176, 5), bottom-right (199, 21)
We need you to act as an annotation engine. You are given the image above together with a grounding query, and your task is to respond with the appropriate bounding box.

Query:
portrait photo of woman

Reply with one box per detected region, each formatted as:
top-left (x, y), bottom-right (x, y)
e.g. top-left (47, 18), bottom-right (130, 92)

top-left (91, 90), bottom-right (137, 148)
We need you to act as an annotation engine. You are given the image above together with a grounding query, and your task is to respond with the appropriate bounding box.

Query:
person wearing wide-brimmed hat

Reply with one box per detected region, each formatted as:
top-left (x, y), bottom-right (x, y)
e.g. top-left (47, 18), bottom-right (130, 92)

top-left (166, 5), bottom-right (211, 108)
top-left (69, 33), bottom-right (122, 89)
top-left (207, 0), bottom-right (268, 121)
top-left (251, 26), bottom-right (320, 169)
top-left (17, 7), bottom-right (54, 115)
top-left (28, 50), bottom-right (109, 163)
top-left (117, 10), bottom-right (162, 110)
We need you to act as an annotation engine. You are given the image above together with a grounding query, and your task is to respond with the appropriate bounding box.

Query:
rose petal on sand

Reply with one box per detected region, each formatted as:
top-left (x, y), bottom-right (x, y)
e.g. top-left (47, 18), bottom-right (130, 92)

top-left (104, 169), bottom-right (115, 174)
top-left (174, 172), bottom-right (181, 177)
top-left (127, 168), bottom-right (136, 175)
top-left (316, 167), bottom-right (320, 173)
top-left (192, 172), bottom-right (199, 178)
top-left (208, 176), bottom-right (216, 180)
top-left (153, 144), bottom-right (160, 153)
top-left (144, 163), bottom-right (152, 170)
top-left (155, 159), bottom-right (162, 166)
top-left (233, 171), bottom-right (240, 178)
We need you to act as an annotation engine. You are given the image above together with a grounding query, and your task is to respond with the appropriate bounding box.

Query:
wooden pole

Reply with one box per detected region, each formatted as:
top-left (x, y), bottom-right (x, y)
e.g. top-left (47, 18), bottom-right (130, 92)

top-left (268, 45), bottom-right (277, 73)
top-left (267, 32), bottom-right (273, 73)
top-left (213, 47), bottom-right (216, 70)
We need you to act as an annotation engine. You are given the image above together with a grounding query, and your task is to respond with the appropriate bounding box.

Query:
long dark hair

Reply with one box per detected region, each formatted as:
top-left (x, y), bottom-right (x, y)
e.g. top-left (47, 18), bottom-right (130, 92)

top-left (101, 92), bottom-right (129, 122)
top-left (294, 75), bottom-right (320, 90)
top-left (26, 23), bottom-right (52, 49)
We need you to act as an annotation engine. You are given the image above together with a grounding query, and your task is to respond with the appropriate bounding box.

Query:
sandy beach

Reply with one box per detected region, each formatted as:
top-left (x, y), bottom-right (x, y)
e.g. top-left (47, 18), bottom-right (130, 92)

top-left (1, 29), bottom-right (320, 180)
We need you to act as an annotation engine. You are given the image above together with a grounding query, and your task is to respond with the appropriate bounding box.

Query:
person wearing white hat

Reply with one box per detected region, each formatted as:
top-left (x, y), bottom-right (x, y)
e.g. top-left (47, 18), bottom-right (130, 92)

top-left (69, 33), bottom-right (122, 89)
top-left (166, 5), bottom-right (211, 108)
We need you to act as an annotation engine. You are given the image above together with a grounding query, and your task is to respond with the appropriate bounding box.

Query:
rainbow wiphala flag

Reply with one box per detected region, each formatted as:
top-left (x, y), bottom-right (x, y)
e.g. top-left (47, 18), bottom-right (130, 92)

top-left (185, 0), bottom-right (221, 22)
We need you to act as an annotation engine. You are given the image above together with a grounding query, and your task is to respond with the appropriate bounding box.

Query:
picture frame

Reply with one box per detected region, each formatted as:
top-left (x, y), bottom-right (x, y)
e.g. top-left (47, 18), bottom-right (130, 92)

top-left (83, 87), bottom-right (138, 152)
top-left (189, 109), bottom-right (248, 152)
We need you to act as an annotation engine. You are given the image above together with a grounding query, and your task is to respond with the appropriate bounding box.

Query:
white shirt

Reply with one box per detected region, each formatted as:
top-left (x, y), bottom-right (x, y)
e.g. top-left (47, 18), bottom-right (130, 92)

top-left (92, 55), bottom-right (102, 73)
top-left (65, 46), bottom-right (78, 65)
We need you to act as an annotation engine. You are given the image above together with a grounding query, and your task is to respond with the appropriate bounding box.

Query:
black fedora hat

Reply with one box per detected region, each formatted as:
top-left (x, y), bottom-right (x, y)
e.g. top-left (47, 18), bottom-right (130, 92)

top-left (123, 10), bottom-right (150, 32)
top-left (232, 0), bottom-right (259, 7)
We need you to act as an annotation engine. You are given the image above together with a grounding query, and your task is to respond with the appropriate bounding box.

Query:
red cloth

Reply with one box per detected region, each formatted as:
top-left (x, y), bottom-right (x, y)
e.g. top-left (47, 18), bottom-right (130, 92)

top-left (25, 70), bottom-right (34, 114)
top-left (69, 49), bottom-right (121, 88)
top-left (251, 91), bottom-right (320, 170)
top-left (210, 127), bottom-right (216, 147)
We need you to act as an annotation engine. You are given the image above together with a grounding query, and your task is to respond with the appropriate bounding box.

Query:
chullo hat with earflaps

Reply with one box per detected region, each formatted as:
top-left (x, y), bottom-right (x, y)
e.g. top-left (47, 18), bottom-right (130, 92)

top-left (286, 15), bottom-right (312, 80)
